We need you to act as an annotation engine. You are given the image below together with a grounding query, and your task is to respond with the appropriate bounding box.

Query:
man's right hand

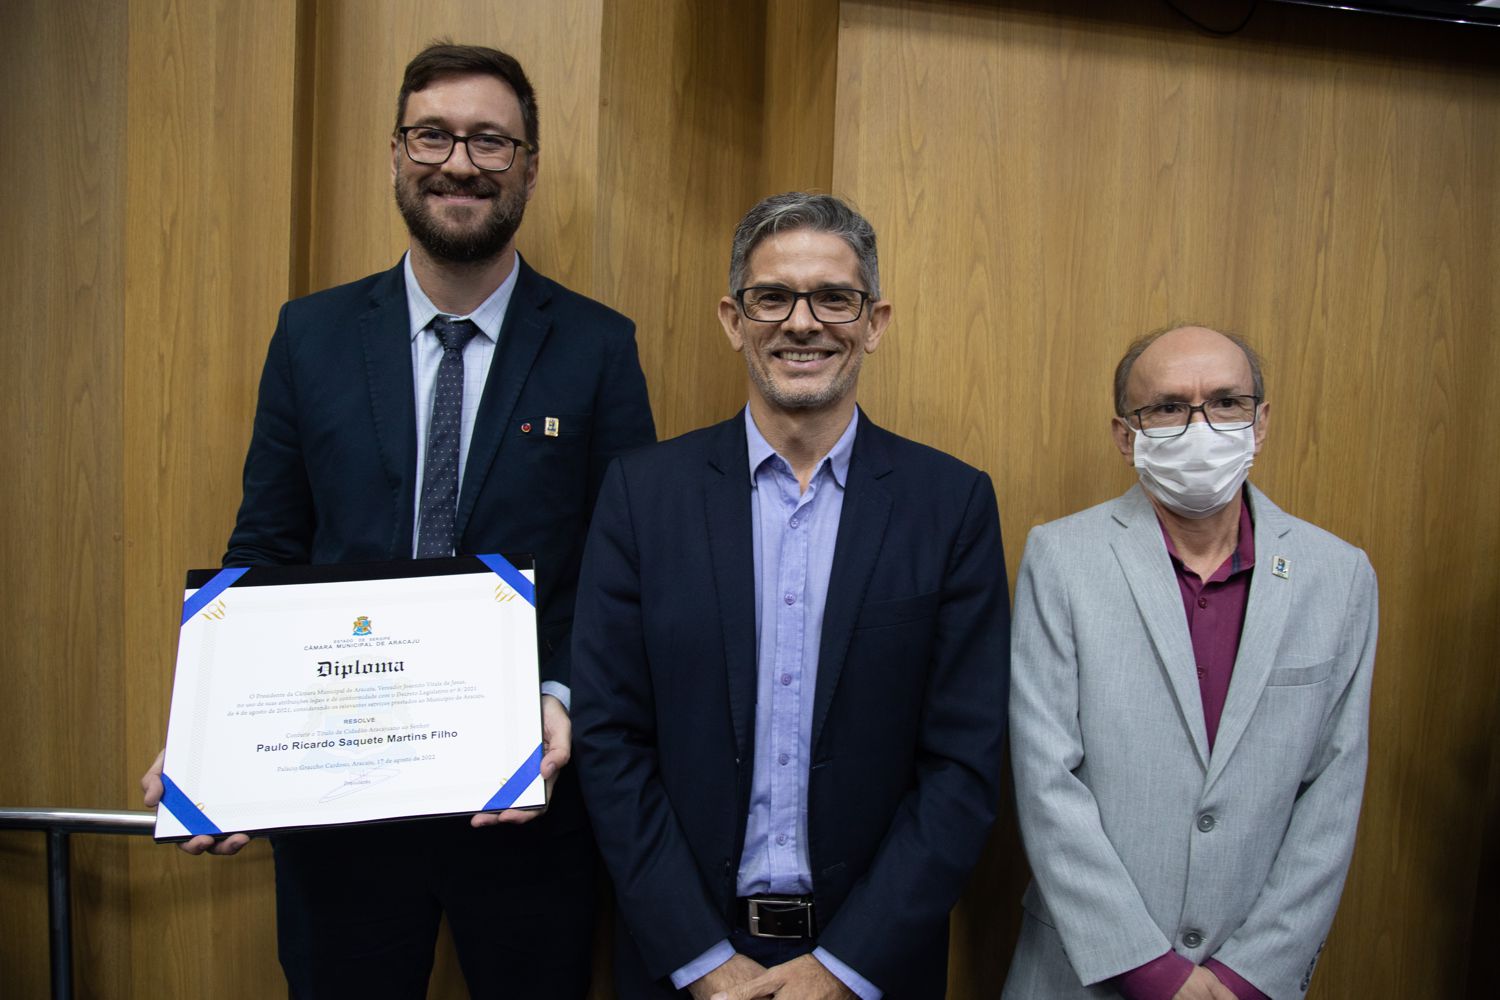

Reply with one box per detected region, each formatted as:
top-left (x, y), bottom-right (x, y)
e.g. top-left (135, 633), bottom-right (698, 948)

top-left (687, 954), bottom-right (769, 1000)
top-left (1173, 966), bottom-right (1237, 1000)
top-left (141, 748), bottom-right (251, 856)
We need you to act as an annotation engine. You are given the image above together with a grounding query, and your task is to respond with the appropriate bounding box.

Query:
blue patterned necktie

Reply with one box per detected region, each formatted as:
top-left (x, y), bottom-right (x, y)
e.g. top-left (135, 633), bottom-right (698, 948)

top-left (416, 316), bottom-right (480, 558)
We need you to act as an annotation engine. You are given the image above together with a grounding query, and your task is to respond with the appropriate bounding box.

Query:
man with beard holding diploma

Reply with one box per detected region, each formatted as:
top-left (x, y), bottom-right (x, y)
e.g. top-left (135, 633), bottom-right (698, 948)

top-left (140, 42), bottom-right (655, 998)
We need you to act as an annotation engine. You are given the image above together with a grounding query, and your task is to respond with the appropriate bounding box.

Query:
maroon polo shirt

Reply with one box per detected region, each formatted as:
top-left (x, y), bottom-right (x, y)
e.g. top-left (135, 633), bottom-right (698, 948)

top-left (1116, 497), bottom-right (1268, 1000)
top-left (1164, 497), bottom-right (1255, 750)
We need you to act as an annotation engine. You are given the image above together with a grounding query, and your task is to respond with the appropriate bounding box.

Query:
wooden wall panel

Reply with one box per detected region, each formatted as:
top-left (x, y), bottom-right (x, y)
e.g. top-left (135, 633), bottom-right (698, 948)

top-left (120, 1), bottom-right (301, 997)
top-left (761, 0), bottom-right (840, 195)
top-left (0, 0), bottom-right (128, 994)
top-left (595, 0), bottom-right (770, 438)
top-left (832, 1), bottom-right (1500, 996)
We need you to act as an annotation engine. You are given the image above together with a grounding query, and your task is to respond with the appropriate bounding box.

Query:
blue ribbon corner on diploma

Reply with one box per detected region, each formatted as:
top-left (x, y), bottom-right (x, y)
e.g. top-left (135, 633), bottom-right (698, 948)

top-left (159, 772), bottom-right (223, 837)
top-left (475, 554), bottom-right (536, 607)
top-left (482, 743), bottom-right (545, 811)
top-left (180, 566), bottom-right (250, 624)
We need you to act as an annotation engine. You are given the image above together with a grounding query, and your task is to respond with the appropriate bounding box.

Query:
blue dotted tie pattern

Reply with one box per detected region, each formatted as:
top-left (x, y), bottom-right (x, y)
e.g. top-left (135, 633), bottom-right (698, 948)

top-left (416, 316), bottom-right (480, 558)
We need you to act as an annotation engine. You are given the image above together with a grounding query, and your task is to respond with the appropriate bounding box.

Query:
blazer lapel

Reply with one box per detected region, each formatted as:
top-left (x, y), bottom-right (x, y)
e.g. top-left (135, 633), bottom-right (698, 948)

top-left (705, 418), bottom-right (759, 761)
top-left (1204, 485), bottom-right (1296, 789)
top-left (359, 264), bottom-right (419, 556)
top-left (1110, 486), bottom-right (1211, 770)
top-left (812, 416), bottom-right (893, 752)
top-left (456, 258), bottom-right (551, 541)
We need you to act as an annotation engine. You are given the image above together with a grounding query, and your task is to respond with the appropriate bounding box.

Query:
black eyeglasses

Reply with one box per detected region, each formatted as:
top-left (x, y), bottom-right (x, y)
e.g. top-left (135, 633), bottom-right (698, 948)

top-left (735, 286), bottom-right (870, 324)
top-left (1130, 395), bottom-right (1262, 438)
top-left (396, 126), bottom-right (536, 172)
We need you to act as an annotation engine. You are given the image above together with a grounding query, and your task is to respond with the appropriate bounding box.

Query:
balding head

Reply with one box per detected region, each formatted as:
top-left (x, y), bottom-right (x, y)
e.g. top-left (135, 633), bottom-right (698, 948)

top-left (1113, 324), bottom-right (1264, 417)
top-left (1110, 324), bottom-right (1271, 465)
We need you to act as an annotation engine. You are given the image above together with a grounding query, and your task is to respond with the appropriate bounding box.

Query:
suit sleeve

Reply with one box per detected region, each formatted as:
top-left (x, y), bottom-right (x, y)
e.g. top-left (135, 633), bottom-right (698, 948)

top-left (1008, 526), bottom-right (1177, 985)
top-left (585, 319), bottom-right (656, 505)
top-left (1210, 553), bottom-right (1377, 998)
top-left (223, 306), bottom-right (315, 567)
top-left (571, 459), bottom-right (729, 979)
top-left (538, 319), bottom-right (655, 692)
top-left (814, 471), bottom-right (1010, 990)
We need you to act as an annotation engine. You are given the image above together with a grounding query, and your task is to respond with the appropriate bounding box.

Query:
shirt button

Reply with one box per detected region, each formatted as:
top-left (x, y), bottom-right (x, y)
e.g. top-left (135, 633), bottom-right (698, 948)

top-left (1197, 597), bottom-right (1207, 609)
top-left (780, 673), bottom-right (792, 686)
top-left (776, 833), bottom-right (787, 846)
top-left (1197, 813), bottom-right (1216, 832)
top-left (778, 753), bottom-right (789, 765)
top-left (789, 517), bottom-right (800, 528)
top-left (784, 593), bottom-right (795, 605)
top-left (1196, 665), bottom-right (1206, 679)
top-left (1182, 930), bottom-right (1203, 948)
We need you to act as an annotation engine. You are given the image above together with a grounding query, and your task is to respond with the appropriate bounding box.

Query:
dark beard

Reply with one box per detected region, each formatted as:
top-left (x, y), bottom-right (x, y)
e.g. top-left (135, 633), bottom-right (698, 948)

top-left (395, 171), bottom-right (526, 264)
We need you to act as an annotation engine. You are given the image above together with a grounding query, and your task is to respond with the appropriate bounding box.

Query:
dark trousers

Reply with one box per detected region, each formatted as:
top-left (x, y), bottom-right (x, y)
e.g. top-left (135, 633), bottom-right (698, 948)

top-left (272, 773), bottom-right (596, 999)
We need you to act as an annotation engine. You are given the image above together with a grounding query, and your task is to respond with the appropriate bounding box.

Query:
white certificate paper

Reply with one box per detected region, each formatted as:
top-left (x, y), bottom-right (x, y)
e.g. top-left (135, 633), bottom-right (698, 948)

top-left (155, 555), bottom-right (544, 841)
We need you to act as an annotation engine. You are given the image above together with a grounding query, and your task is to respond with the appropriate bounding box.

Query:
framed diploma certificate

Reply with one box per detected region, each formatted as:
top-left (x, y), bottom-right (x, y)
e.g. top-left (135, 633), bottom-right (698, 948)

top-left (155, 555), bottom-right (545, 842)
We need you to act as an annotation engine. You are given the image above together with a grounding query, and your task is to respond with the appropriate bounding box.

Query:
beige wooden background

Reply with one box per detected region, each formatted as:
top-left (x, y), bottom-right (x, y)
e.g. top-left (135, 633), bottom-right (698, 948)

top-left (2, 0), bottom-right (1496, 996)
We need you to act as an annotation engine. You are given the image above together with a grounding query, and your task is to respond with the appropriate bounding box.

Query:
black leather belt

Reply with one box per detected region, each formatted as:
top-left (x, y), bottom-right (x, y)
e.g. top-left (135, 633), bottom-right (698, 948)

top-left (737, 894), bottom-right (817, 939)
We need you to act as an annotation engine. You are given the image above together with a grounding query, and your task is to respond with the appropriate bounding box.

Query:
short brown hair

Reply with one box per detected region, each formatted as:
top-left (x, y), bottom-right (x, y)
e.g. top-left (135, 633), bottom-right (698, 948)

top-left (1113, 323), bottom-right (1265, 416)
top-left (395, 41), bottom-right (539, 147)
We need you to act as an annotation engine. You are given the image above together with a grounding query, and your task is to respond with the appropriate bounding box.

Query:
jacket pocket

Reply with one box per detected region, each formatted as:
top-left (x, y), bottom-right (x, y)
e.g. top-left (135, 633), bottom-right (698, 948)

top-left (1266, 658), bottom-right (1334, 687)
top-left (854, 590), bottom-right (940, 630)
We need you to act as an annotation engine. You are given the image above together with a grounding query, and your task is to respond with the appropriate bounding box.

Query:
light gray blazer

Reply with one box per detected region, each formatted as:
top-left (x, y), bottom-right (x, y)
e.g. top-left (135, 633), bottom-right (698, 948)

top-left (1003, 484), bottom-right (1377, 1000)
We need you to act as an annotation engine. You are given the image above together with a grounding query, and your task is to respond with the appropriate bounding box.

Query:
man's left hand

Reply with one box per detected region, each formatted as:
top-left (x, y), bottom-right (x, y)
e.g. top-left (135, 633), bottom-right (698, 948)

top-left (472, 693), bottom-right (569, 827)
top-left (710, 954), bottom-right (856, 1000)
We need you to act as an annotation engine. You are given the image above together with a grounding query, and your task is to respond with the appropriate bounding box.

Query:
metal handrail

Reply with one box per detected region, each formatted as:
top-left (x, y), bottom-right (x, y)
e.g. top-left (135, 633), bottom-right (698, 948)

top-left (0, 806), bottom-right (156, 834)
top-left (0, 806), bottom-right (157, 1000)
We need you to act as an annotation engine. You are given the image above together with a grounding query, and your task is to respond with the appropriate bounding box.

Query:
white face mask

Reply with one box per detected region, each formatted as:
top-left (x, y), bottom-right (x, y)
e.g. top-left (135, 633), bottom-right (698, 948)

top-left (1133, 422), bottom-right (1255, 518)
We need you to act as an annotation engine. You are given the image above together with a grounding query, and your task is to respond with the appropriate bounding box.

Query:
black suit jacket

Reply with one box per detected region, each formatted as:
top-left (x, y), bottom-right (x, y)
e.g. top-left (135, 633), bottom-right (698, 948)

top-left (225, 257), bottom-right (656, 690)
top-left (572, 412), bottom-right (1010, 997)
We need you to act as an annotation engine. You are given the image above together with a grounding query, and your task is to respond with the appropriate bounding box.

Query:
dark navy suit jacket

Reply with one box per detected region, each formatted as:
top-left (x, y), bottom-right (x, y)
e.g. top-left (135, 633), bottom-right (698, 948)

top-left (572, 412), bottom-right (1010, 997)
top-left (225, 257), bottom-right (656, 691)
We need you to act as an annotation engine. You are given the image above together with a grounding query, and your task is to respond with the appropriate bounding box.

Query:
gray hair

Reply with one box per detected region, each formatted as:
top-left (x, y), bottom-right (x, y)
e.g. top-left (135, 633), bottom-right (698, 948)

top-left (728, 193), bottom-right (880, 299)
top-left (1113, 323), bottom-right (1265, 416)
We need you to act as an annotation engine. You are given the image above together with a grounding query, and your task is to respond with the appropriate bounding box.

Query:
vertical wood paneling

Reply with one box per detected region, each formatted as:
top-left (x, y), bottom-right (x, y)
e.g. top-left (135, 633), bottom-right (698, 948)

top-left (594, 0), bottom-right (770, 439)
top-left (0, 0), bottom-right (128, 994)
top-left (833, 2), bottom-right (1500, 996)
top-left (120, 1), bottom-right (301, 996)
top-left (761, 0), bottom-right (840, 194)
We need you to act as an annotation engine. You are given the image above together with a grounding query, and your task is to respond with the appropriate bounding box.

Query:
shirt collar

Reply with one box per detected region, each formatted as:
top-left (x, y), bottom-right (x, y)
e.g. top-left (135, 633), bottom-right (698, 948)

top-left (1159, 486), bottom-right (1256, 578)
top-left (743, 406), bottom-right (859, 489)
top-left (402, 250), bottom-right (520, 344)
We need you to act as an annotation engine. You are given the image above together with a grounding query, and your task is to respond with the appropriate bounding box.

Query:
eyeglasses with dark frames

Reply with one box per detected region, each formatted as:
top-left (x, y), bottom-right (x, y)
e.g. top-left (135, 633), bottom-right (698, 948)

top-left (735, 286), bottom-right (870, 324)
top-left (396, 126), bottom-right (537, 173)
top-left (1129, 395), bottom-right (1263, 439)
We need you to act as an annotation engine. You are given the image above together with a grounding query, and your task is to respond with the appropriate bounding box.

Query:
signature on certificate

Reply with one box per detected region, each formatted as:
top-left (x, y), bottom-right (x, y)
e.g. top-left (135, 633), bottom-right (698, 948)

top-left (318, 765), bottom-right (402, 803)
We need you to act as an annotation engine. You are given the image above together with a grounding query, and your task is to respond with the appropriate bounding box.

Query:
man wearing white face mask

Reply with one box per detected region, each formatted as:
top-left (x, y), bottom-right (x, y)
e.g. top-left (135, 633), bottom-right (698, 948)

top-left (1003, 325), bottom-right (1378, 1000)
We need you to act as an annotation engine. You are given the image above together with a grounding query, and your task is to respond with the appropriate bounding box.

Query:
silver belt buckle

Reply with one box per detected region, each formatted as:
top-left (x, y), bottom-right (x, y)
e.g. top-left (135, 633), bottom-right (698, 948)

top-left (746, 895), bottom-right (811, 939)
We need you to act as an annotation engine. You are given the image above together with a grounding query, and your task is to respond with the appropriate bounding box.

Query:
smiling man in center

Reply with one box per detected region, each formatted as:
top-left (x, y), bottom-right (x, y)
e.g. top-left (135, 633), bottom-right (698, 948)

top-left (573, 192), bottom-right (1011, 999)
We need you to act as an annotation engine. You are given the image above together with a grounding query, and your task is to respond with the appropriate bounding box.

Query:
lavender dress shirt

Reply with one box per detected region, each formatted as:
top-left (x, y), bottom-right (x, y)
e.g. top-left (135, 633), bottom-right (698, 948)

top-left (670, 408), bottom-right (879, 999)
